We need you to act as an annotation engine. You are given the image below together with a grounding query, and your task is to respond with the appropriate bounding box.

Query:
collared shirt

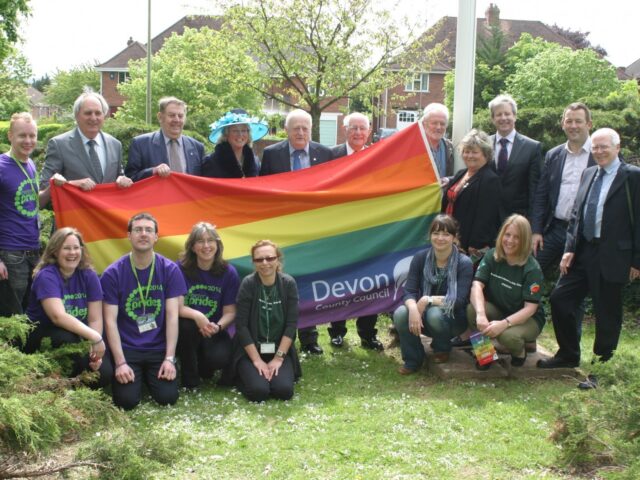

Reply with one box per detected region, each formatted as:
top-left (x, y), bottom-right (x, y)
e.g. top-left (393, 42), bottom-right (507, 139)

top-left (346, 143), bottom-right (366, 156)
top-left (555, 138), bottom-right (591, 221)
top-left (493, 129), bottom-right (516, 166)
top-left (429, 138), bottom-right (447, 177)
top-left (584, 157), bottom-right (621, 239)
top-left (288, 143), bottom-right (310, 170)
top-left (78, 129), bottom-right (106, 175)
top-left (163, 132), bottom-right (186, 172)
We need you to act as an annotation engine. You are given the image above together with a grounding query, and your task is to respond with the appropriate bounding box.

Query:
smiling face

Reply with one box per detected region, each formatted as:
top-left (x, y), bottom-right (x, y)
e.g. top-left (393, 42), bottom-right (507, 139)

top-left (345, 116), bottom-right (371, 152)
top-left (75, 97), bottom-right (105, 139)
top-left (252, 245), bottom-right (279, 280)
top-left (562, 108), bottom-right (591, 149)
top-left (501, 223), bottom-right (521, 260)
top-left (491, 102), bottom-right (516, 137)
top-left (192, 231), bottom-right (218, 268)
top-left (8, 118), bottom-right (37, 162)
top-left (128, 219), bottom-right (158, 254)
top-left (286, 115), bottom-right (311, 150)
top-left (462, 145), bottom-right (488, 174)
top-left (423, 111), bottom-right (447, 144)
top-left (226, 124), bottom-right (250, 150)
top-left (56, 234), bottom-right (82, 276)
top-left (158, 102), bottom-right (186, 140)
top-left (430, 228), bottom-right (454, 255)
top-left (590, 132), bottom-right (620, 168)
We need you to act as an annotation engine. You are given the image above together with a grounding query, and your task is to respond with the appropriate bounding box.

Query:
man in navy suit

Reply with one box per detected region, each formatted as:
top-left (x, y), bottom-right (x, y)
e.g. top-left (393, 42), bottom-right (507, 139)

top-left (488, 94), bottom-right (542, 219)
top-left (126, 97), bottom-right (204, 182)
top-left (531, 103), bottom-right (595, 273)
top-left (260, 109), bottom-right (333, 354)
top-left (538, 128), bottom-right (640, 389)
top-left (326, 113), bottom-right (383, 351)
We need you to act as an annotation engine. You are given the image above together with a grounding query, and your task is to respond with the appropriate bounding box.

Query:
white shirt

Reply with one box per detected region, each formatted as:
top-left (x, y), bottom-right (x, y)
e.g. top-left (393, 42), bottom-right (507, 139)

top-left (78, 130), bottom-right (106, 175)
top-left (555, 138), bottom-right (591, 221)
top-left (493, 129), bottom-right (516, 166)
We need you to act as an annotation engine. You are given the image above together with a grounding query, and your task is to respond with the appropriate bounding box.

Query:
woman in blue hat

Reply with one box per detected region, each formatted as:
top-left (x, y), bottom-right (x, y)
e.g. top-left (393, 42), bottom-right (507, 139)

top-left (202, 109), bottom-right (268, 178)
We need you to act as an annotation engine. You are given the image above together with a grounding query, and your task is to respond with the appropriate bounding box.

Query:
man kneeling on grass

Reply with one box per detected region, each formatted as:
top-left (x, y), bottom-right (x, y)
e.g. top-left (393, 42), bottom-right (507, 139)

top-left (102, 213), bottom-right (187, 410)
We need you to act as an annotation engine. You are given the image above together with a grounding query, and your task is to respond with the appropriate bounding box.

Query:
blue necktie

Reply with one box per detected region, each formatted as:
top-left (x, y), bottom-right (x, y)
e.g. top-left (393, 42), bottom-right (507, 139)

top-left (497, 138), bottom-right (508, 175)
top-left (292, 150), bottom-right (303, 171)
top-left (583, 168), bottom-right (605, 241)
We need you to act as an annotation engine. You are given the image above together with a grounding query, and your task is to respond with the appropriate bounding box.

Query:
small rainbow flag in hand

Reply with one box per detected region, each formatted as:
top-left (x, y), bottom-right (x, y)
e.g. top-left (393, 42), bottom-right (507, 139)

top-left (51, 123), bottom-right (442, 327)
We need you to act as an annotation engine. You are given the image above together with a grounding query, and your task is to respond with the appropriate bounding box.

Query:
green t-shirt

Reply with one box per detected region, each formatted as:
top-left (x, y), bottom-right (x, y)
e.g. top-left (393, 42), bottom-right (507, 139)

top-left (258, 284), bottom-right (285, 344)
top-left (474, 248), bottom-right (545, 329)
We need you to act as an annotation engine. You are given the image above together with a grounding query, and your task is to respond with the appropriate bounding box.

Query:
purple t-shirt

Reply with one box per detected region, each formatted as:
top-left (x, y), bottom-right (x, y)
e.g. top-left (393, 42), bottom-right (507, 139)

top-left (177, 263), bottom-right (240, 323)
top-left (0, 153), bottom-right (39, 250)
top-left (26, 264), bottom-right (103, 328)
top-left (101, 253), bottom-right (187, 352)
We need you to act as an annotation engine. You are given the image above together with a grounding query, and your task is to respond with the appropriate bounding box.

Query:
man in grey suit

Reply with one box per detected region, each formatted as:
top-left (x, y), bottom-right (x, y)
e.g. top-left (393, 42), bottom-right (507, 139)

top-left (326, 113), bottom-right (383, 351)
top-left (488, 94), bottom-right (542, 219)
top-left (260, 109), bottom-right (333, 354)
top-left (538, 128), bottom-right (640, 389)
top-left (40, 90), bottom-right (132, 203)
top-left (126, 97), bottom-right (204, 182)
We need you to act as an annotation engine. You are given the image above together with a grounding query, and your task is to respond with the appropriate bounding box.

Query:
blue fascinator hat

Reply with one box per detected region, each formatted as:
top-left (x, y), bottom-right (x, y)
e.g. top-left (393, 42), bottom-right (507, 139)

top-left (208, 109), bottom-right (269, 144)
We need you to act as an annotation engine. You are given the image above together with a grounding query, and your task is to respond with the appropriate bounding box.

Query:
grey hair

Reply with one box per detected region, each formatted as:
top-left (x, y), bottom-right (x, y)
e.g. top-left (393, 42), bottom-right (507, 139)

top-left (488, 94), bottom-right (517, 117)
top-left (285, 109), bottom-right (312, 128)
top-left (421, 103), bottom-right (449, 123)
top-left (343, 112), bottom-right (370, 128)
top-left (458, 128), bottom-right (493, 162)
top-left (73, 88), bottom-right (109, 117)
top-left (158, 96), bottom-right (187, 113)
top-left (591, 128), bottom-right (620, 147)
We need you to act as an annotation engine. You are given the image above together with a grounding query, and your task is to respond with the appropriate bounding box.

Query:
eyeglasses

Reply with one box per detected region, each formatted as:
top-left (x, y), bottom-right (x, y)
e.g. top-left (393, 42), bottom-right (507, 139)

top-left (253, 256), bottom-right (278, 263)
top-left (591, 144), bottom-right (612, 152)
top-left (131, 227), bottom-right (155, 234)
top-left (347, 126), bottom-right (369, 132)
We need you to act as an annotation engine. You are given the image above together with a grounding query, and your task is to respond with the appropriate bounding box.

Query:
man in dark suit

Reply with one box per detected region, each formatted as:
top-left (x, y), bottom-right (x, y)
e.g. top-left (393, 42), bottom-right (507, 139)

top-left (326, 113), bottom-right (383, 351)
top-left (260, 109), bottom-right (333, 354)
top-left (537, 128), bottom-right (640, 389)
top-left (126, 97), bottom-right (204, 182)
top-left (39, 90), bottom-right (132, 204)
top-left (488, 94), bottom-right (542, 219)
top-left (531, 102), bottom-right (595, 273)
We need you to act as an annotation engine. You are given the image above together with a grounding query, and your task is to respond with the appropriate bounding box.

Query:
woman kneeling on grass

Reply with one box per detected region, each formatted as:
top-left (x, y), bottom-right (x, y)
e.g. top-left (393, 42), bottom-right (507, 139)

top-left (393, 214), bottom-right (474, 374)
top-left (467, 214), bottom-right (545, 368)
top-left (176, 222), bottom-right (240, 388)
top-left (230, 240), bottom-right (301, 401)
top-left (23, 227), bottom-right (111, 386)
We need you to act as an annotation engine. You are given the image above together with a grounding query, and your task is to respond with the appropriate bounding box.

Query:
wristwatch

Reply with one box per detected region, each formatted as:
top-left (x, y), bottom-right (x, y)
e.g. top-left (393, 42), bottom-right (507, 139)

top-left (275, 350), bottom-right (286, 358)
top-left (164, 356), bottom-right (176, 365)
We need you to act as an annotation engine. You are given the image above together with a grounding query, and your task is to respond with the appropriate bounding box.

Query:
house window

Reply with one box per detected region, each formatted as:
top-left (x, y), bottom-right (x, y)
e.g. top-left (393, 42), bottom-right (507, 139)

top-left (405, 72), bottom-right (429, 92)
top-left (118, 72), bottom-right (130, 83)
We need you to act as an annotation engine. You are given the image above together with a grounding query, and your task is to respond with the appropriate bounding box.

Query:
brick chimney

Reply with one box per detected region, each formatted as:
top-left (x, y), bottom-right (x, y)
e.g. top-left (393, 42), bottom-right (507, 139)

top-left (485, 3), bottom-right (500, 27)
top-left (127, 36), bottom-right (134, 46)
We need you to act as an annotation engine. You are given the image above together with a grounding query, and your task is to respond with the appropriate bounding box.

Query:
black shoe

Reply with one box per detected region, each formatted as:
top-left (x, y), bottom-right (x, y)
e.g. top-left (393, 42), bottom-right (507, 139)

top-left (578, 374), bottom-right (598, 390)
top-left (302, 343), bottom-right (324, 355)
top-left (511, 353), bottom-right (526, 367)
top-left (361, 337), bottom-right (384, 351)
top-left (451, 335), bottom-right (471, 347)
top-left (330, 335), bottom-right (344, 347)
top-left (536, 356), bottom-right (579, 369)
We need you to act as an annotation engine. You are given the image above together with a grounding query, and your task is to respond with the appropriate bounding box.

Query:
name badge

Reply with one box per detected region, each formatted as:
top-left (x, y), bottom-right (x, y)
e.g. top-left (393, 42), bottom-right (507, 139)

top-left (137, 314), bottom-right (158, 333)
top-left (260, 342), bottom-right (276, 354)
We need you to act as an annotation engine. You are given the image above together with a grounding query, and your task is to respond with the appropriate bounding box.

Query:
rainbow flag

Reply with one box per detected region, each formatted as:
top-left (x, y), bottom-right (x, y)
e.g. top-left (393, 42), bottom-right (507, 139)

top-left (51, 123), bottom-right (441, 327)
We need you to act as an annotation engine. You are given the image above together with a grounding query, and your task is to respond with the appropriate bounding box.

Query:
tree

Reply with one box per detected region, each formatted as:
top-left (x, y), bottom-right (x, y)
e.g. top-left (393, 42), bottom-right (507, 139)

top-left (506, 46), bottom-right (620, 108)
top-left (44, 64), bottom-right (100, 111)
top-left (0, 49), bottom-right (31, 119)
top-left (550, 24), bottom-right (607, 57)
top-left (116, 27), bottom-right (263, 132)
top-left (31, 73), bottom-right (51, 92)
top-left (0, 0), bottom-right (30, 62)
top-left (223, 0), bottom-right (422, 141)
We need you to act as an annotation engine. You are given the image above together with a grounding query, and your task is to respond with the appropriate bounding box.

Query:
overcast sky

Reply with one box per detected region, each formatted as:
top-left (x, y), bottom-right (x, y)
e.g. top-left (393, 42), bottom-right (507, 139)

top-left (20, 0), bottom-right (638, 78)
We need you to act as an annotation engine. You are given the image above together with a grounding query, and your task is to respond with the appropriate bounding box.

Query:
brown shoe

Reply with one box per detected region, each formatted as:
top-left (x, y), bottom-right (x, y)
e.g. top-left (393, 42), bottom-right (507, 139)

top-left (397, 366), bottom-right (417, 375)
top-left (433, 352), bottom-right (450, 363)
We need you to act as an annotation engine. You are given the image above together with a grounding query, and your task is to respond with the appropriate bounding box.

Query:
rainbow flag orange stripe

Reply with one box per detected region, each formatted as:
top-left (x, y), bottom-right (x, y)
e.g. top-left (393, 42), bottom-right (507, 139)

top-left (51, 123), bottom-right (442, 327)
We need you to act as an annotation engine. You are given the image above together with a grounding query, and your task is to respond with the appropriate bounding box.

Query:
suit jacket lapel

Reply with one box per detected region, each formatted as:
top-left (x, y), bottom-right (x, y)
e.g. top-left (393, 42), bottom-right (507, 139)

top-left (506, 134), bottom-right (523, 172)
top-left (605, 163), bottom-right (628, 204)
top-left (153, 130), bottom-right (168, 165)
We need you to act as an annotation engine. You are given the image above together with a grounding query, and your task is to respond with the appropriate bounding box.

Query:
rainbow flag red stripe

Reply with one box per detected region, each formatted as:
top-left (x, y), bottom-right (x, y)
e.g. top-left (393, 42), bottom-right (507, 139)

top-left (51, 123), bottom-right (441, 327)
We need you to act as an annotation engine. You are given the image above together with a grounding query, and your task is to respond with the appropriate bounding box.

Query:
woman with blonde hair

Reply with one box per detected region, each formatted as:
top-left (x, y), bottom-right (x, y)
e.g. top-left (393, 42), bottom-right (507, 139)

top-left (24, 227), bottom-right (111, 386)
top-left (230, 240), bottom-right (301, 401)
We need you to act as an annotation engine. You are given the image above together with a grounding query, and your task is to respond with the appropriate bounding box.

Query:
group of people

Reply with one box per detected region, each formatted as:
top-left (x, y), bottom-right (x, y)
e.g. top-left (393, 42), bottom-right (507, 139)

top-left (1, 88), bottom-right (638, 410)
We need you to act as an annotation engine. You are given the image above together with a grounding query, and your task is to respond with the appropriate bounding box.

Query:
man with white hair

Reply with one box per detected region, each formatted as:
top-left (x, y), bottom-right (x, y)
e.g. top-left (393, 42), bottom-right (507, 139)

top-left (538, 128), bottom-right (640, 389)
top-left (421, 103), bottom-right (454, 178)
top-left (326, 112), bottom-right (383, 351)
top-left (260, 108), bottom-right (333, 354)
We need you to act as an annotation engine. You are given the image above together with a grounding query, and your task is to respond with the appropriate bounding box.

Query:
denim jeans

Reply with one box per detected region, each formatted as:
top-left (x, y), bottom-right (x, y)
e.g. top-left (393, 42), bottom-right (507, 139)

top-left (0, 249), bottom-right (39, 314)
top-left (394, 305), bottom-right (466, 370)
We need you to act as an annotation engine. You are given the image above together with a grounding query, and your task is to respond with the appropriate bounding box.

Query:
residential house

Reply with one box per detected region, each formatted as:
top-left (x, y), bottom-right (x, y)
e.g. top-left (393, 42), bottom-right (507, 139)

top-left (27, 86), bottom-right (60, 120)
top-left (375, 3), bottom-right (575, 131)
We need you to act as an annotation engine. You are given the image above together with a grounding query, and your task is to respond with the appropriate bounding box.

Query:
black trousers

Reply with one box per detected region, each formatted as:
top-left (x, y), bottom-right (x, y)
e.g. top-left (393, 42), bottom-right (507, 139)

top-left (23, 323), bottom-right (113, 388)
top-left (297, 326), bottom-right (318, 346)
top-left (328, 315), bottom-right (378, 340)
top-left (236, 354), bottom-right (295, 402)
top-left (550, 241), bottom-right (624, 363)
top-left (112, 348), bottom-right (179, 410)
top-left (177, 318), bottom-right (232, 387)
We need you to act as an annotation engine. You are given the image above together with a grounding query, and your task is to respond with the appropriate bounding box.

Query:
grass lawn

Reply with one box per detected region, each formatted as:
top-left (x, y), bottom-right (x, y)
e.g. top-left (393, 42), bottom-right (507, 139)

top-left (114, 314), bottom-right (632, 480)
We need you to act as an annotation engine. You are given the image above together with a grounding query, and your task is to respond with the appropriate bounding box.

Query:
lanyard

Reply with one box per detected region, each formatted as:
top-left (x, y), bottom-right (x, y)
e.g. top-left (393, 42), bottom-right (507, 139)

top-left (261, 284), bottom-right (275, 342)
top-left (10, 153), bottom-right (39, 212)
top-left (129, 253), bottom-right (156, 315)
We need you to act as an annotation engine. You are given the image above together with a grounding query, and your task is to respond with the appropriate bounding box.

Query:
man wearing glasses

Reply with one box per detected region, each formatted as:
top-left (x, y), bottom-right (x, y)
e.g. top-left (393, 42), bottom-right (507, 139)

top-left (126, 97), bottom-right (204, 182)
top-left (326, 113), bottom-right (383, 351)
top-left (538, 129), bottom-right (640, 390)
top-left (102, 213), bottom-right (187, 409)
